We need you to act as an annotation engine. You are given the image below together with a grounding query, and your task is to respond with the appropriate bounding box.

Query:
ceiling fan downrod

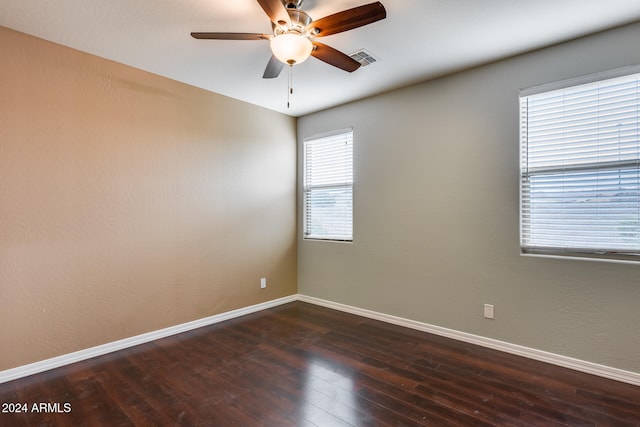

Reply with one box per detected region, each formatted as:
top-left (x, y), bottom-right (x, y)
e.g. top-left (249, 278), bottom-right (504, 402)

top-left (283, 0), bottom-right (304, 9)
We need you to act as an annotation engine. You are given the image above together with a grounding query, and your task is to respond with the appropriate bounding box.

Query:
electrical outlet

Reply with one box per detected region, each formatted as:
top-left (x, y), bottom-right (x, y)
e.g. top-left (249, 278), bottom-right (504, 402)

top-left (260, 278), bottom-right (267, 289)
top-left (484, 304), bottom-right (494, 319)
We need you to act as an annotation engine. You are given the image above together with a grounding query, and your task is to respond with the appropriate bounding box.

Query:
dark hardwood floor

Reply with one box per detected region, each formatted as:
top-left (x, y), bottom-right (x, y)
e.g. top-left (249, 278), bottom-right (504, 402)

top-left (1, 301), bottom-right (640, 426)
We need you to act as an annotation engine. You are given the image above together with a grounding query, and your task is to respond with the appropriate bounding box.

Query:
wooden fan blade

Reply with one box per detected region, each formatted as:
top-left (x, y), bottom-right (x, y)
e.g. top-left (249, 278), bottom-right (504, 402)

top-left (256, 0), bottom-right (291, 26)
top-left (263, 55), bottom-right (285, 78)
top-left (311, 42), bottom-right (361, 72)
top-left (191, 32), bottom-right (270, 40)
top-left (309, 2), bottom-right (386, 37)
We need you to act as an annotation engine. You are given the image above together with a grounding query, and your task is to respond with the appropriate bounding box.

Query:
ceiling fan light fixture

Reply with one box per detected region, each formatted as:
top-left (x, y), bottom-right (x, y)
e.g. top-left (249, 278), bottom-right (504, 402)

top-left (270, 32), bottom-right (313, 65)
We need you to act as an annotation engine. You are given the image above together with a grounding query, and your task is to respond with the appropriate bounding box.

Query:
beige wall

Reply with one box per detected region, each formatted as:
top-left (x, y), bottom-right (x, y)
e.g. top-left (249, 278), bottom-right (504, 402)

top-left (298, 22), bottom-right (640, 373)
top-left (0, 27), bottom-right (297, 370)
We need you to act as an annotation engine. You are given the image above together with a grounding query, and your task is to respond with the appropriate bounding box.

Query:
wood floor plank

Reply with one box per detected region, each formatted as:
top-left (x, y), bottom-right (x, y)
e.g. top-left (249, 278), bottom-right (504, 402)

top-left (1, 301), bottom-right (640, 426)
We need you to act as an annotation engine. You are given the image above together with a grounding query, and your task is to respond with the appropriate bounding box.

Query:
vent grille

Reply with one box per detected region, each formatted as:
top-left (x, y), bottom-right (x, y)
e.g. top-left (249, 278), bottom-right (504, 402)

top-left (349, 49), bottom-right (378, 66)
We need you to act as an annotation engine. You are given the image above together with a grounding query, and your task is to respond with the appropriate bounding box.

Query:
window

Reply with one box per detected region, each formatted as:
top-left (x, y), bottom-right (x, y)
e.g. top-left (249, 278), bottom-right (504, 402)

top-left (520, 67), bottom-right (640, 260)
top-left (303, 129), bottom-right (353, 241)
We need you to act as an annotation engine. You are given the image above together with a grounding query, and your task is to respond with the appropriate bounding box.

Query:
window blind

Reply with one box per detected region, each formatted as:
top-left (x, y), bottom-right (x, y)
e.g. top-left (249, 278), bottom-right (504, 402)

top-left (520, 71), bottom-right (640, 257)
top-left (303, 130), bottom-right (353, 241)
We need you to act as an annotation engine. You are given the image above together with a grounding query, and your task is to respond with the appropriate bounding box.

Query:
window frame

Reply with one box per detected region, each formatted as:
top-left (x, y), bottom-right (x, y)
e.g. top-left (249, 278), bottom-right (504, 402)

top-left (519, 65), bottom-right (640, 262)
top-left (302, 128), bottom-right (354, 243)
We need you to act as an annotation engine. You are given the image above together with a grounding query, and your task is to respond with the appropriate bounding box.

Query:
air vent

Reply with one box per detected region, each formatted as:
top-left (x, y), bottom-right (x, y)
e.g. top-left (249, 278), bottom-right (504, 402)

top-left (349, 49), bottom-right (378, 67)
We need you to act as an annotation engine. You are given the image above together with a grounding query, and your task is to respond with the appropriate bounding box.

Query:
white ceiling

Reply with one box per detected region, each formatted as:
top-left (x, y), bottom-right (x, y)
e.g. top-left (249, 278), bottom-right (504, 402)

top-left (2, 0), bottom-right (640, 117)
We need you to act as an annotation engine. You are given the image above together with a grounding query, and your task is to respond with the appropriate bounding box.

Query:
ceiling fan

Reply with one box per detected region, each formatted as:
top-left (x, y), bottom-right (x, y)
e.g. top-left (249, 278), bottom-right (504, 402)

top-left (191, 0), bottom-right (387, 79)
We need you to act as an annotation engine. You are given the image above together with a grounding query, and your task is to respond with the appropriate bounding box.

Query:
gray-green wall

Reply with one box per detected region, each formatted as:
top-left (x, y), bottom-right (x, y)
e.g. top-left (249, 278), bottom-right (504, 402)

top-left (297, 22), bottom-right (640, 373)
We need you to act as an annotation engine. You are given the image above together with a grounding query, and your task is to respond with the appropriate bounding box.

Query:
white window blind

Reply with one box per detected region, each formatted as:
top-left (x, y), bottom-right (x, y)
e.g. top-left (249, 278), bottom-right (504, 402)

top-left (520, 70), bottom-right (640, 259)
top-left (303, 130), bottom-right (353, 241)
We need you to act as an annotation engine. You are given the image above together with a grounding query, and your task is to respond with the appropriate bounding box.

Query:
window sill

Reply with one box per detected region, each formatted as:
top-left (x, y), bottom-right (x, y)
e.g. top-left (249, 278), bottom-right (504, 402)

top-left (520, 250), bottom-right (640, 265)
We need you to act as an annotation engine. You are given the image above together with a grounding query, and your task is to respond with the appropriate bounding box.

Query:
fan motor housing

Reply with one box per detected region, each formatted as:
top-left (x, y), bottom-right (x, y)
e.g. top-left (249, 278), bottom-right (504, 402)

top-left (288, 10), bottom-right (312, 27)
top-left (273, 6), bottom-right (312, 35)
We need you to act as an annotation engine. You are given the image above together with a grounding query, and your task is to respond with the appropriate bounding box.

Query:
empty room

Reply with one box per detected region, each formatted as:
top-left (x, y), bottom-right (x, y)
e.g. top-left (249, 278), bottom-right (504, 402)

top-left (2, 0), bottom-right (640, 425)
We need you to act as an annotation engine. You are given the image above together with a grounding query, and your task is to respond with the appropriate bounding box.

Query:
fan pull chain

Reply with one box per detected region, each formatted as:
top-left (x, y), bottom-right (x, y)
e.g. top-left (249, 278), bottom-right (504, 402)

top-left (287, 64), bottom-right (293, 109)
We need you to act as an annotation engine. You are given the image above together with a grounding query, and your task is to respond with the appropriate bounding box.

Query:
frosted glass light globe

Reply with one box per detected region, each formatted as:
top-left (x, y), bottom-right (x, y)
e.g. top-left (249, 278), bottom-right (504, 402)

top-left (270, 33), bottom-right (313, 65)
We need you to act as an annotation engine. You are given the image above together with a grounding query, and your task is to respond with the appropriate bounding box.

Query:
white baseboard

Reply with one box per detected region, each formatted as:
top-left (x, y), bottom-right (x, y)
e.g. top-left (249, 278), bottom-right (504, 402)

top-left (0, 295), bottom-right (297, 385)
top-left (297, 294), bottom-right (640, 387)
top-left (3, 293), bottom-right (639, 387)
